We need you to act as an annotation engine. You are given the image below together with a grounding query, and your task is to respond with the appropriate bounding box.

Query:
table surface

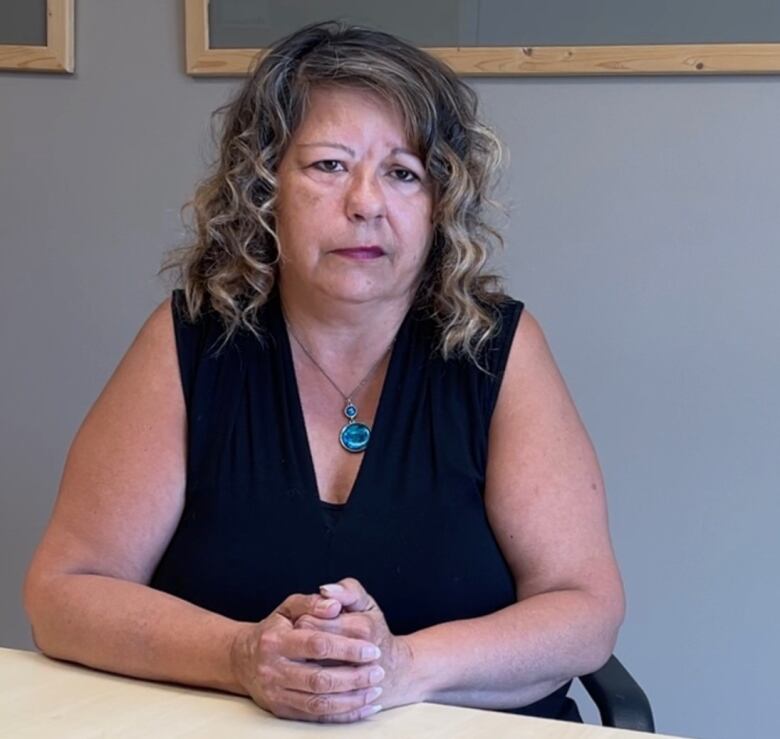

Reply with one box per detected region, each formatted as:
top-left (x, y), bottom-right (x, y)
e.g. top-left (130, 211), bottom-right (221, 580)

top-left (0, 647), bottom-right (687, 738)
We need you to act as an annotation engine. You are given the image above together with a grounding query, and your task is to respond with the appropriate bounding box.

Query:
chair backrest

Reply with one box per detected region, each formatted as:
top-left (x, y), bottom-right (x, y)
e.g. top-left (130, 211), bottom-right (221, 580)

top-left (579, 655), bottom-right (655, 732)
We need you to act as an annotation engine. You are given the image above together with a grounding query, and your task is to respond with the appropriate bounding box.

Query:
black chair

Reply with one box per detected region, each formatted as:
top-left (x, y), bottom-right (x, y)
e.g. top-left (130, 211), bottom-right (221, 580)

top-left (580, 655), bottom-right (655, 732)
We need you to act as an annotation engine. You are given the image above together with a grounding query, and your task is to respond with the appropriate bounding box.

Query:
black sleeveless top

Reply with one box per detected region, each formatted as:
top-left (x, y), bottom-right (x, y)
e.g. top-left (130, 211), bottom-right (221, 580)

top-left (150, 289), bottom-right (579, 722)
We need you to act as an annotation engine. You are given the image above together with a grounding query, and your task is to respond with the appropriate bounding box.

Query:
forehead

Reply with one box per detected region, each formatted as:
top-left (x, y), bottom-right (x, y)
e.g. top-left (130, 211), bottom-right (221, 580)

top-left (294, 85), bottom-right (414, 147)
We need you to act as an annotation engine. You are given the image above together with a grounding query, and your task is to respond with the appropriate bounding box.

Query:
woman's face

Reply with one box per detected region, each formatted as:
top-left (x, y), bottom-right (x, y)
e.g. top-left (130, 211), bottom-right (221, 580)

top-left (274, 86), bottom-right (434, 309)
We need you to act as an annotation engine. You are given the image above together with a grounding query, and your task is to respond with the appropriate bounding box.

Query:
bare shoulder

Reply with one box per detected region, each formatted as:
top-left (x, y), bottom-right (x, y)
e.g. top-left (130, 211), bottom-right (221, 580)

top-left (485, 307), bottom-right (624, 606)
top-left (499, 307), bottom-right (564, 401)
top-left (86, 296), bottom-right (182, 435)
top-left (120, 296), bottom-right (179, 376)
top-left (26, 297), bottom-right (186, 586)
top-left (140, 295), bottom-right (178, 348)
top-left (487, 307), bottom-right (580, 443)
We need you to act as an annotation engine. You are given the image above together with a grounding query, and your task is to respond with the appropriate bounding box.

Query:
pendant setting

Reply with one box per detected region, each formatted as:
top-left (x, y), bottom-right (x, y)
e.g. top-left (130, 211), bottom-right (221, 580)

top-left (339, 401), bottom-right (371, 453)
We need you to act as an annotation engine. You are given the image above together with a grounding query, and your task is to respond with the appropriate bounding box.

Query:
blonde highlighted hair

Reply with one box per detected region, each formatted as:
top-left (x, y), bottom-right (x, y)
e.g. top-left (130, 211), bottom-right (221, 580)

top-left (162, 20), bottom-right (509, 364)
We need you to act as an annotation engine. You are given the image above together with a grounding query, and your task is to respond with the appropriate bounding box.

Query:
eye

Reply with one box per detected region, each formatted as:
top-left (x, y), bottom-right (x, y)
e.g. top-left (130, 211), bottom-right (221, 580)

top-left (390, 167), bottom-right (420, 183)
top-left (312, 160), bottom-right (345, 173)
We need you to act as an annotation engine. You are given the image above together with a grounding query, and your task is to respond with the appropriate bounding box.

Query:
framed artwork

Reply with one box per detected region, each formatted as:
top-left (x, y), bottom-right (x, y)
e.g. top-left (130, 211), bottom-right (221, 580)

top-left (0, 0), bottom-right (74, 73)
top-left (185, 0), bottom-right (780, 77)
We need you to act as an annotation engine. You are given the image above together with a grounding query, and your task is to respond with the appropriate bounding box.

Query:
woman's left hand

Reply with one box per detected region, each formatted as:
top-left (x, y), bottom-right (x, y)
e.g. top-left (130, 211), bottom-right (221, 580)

top-left (293, 578), bottom-right (417, 710)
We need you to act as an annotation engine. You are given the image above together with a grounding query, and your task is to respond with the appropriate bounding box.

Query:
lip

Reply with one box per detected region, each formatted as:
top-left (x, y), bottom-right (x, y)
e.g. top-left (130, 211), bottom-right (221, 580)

top-left (331, 246), bottom-right (385, 260)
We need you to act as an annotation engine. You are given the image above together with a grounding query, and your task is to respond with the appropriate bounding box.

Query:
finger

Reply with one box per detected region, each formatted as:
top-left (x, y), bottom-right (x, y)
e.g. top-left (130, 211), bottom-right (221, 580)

top-left (319, 578), bottom-right (376, 613)
top-left (283, 685), bottom-right (383, 720)
top-left (274, 701), bottom-right (383, 724)
top-left (276, 593), bottom-right (342, 622)
top-left (282, 661), bottom-right (385, 694)
top-left (313, 703), bottom-right (383, 723)
top-left (284, 628), bottom-right (381, 664)
top-left (294, 613), bottom-right (373, 641)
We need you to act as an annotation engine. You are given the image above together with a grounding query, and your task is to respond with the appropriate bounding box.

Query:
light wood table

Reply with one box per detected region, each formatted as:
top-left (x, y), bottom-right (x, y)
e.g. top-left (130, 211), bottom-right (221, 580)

top-left (0, 648), bottom-right (685, 737)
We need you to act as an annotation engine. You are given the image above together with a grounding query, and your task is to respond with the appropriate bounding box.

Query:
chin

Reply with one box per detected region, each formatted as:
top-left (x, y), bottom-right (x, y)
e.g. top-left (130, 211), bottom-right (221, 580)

top-left (319, 276), bottom-right (406, 306)
top-left (324, 286), bottom-right (387, 305)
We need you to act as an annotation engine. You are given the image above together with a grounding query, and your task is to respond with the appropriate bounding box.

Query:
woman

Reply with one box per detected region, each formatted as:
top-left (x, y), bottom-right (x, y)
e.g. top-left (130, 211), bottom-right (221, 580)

top-left (24, 21), bottom-right (624, 724)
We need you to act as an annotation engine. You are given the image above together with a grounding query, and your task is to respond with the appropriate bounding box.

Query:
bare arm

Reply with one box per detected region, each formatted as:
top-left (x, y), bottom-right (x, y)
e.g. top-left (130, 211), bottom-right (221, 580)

top-left (401, 309), bottom-right (625, 709)
top-left (23, 298), bottom-right (246, 692)
top-left (303, 310), bottom-right (625, 710)
top-left (24, 299), bottom-right (387, 722)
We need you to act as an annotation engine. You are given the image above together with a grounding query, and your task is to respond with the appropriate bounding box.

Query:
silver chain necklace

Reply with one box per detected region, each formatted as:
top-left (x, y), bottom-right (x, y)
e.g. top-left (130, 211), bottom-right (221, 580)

top-left (284, 318), bottom-right (395, 454)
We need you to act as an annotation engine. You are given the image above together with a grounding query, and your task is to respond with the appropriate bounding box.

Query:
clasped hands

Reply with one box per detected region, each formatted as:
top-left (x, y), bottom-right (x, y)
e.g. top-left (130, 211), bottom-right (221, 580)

top-left (230, 578), bottom-right (414, 723)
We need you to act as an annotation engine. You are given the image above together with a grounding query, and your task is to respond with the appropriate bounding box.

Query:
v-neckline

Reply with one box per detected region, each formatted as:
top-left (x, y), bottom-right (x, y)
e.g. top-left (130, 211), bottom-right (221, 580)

top-left (275, 297), bottom-right (411, 514)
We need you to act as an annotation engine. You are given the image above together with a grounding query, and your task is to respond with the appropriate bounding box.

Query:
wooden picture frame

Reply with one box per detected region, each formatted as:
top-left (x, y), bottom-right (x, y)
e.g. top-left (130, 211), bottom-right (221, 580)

top-left (0, 0), bottom-right (74, 73)
top-left (185, 0), bottom-right (780, 77)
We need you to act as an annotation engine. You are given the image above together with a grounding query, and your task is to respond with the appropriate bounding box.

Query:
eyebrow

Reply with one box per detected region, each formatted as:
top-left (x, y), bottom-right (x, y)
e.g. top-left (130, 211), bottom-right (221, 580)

top-left (298, 142), bottom-right (420, 159)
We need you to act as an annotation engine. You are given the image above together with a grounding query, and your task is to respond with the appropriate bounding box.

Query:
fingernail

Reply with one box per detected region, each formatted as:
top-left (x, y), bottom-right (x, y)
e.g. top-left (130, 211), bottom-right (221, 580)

top-left (320, 583), bottom-right (344, 595)
top-left (316, 598), bottom-right (338, 610)
top-left (362, 645), bottom-right (381, 660)
top-left (361, 704), bottom-right (382, 718)
top-left (369, 666), bottom-right (385, 684)
top-left (366, 686), bottom-right (383, 702)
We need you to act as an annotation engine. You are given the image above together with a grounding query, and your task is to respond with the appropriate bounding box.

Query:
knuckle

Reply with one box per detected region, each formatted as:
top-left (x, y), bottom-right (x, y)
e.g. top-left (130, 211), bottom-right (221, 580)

top-left (281, 593), bottom-right (304, 611)
top-left (257, 630), bottom-right (278, 654)
top-left (258, 686), bottom-right (283, 716)
top-left (296, 615), bottom-right (317, 630)
top-left (256, 663), bottom-right (274, 684)
top-left (307, 633), bottom-right (331, 659)
top-left (266, 685), bottom-right (284, 707)
top-left (281, 593), bottom-right (308, 619)
top-left (308, 669), bottom-right (334, 693)
top-left (305, 694), bottom-right (333, 716)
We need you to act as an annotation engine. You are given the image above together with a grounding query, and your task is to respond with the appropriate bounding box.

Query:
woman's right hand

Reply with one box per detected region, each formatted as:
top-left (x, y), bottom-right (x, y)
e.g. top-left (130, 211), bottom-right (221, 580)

top-left (230, 593), bottom-right (386, 722)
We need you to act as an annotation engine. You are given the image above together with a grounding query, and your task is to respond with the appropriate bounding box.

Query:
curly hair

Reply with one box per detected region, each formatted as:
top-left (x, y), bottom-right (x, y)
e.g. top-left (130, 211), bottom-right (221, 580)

top-left (162, 20), bottom-right (509, 363)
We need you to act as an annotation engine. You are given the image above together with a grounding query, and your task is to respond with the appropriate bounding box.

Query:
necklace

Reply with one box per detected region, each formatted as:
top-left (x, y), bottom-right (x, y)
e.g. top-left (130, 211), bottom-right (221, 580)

top-left (284, 318), bottom-right (395, 454)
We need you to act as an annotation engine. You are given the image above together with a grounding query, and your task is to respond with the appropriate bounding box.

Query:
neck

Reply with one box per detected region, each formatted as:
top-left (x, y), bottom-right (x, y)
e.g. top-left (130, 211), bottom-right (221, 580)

top-left (278, 283), bottom-right (411, 365)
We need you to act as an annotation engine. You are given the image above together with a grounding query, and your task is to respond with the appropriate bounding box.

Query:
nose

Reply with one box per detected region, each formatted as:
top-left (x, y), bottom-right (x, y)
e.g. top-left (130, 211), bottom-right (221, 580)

top-left (345, 170), bottom-right (386, 223)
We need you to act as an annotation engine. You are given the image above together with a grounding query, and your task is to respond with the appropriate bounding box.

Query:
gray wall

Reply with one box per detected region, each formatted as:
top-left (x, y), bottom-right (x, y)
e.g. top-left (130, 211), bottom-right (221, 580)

top-left (1, 3), bottom-right (778, 738)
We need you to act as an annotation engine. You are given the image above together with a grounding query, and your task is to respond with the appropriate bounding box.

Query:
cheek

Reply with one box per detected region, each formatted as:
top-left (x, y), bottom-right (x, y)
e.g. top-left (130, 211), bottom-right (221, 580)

top-left (277, 175), bottom-right (324, 215)
top-left (299, 186), bottom-right (325, 208)
top-left (277, 187), bottom-right (326, 240)
top-left (409, 211), bottom-right (434, 251)
top-left (396, 196), bottom-right (433, 238)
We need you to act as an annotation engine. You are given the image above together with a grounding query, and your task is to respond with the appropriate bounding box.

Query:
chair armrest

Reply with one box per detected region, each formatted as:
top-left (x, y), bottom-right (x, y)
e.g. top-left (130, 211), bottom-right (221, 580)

top-left (579, 655), bottom-right (655, 732)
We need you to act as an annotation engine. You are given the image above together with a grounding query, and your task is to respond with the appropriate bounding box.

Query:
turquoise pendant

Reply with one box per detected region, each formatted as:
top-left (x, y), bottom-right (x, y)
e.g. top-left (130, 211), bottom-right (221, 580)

top-left (339, 402), bottom-right (370, 453)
